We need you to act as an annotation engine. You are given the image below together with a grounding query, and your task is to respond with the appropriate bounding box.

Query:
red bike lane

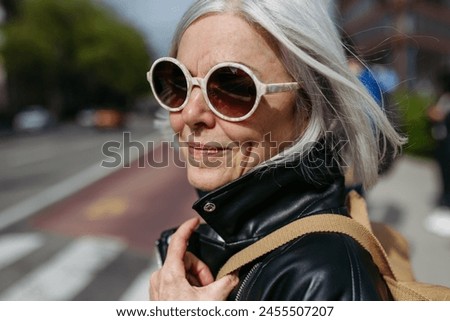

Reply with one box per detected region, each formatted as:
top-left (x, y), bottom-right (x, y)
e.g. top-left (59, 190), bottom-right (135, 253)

top-left (31, 144), bottom-right (198, 254)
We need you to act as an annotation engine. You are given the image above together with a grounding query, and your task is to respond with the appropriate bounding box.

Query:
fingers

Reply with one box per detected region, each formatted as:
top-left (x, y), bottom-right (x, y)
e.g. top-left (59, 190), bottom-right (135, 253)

top-left (202, 273), bottom-right (240, 301)
top-left (184, 252), bottom-right (214, 286)
top-left (149, 270), bottom-right (160, 300)
top-left (150, 271), bottom-right (238, 301)
top-left (149, 217), bottom-right (240, 301)
top-left (164, 217), bottom-right (200, 271)
top-left (150, 218), bottom-right (201, 300)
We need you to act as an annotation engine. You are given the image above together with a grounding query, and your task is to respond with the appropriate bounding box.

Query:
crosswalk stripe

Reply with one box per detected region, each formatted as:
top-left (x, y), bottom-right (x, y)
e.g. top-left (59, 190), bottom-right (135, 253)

top-left (120, 260), bottom-right (159, 301)
top-left (0, 233), bottom-right (45, 270)
top-left (0, 236), bottom-right (126, 300)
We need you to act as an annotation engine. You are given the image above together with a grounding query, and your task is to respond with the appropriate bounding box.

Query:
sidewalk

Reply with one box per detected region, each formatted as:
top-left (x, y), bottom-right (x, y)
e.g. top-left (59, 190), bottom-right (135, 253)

top-left (366, 155), bottom-right (450, 287)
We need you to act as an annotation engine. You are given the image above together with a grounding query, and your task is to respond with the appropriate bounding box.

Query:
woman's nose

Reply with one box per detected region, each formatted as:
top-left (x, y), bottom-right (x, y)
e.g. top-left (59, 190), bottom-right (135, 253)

top-left (181, 85), bottom-right (216, 129)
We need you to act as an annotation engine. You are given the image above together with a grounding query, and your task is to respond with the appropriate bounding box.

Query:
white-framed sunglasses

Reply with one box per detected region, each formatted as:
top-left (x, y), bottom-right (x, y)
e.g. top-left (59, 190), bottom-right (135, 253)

top-left (147, 57), bottom-right (301, 122)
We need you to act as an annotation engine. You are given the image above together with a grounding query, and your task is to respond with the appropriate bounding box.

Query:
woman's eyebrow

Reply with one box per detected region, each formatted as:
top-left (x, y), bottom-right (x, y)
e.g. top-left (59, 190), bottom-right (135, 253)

top-left (189, 60), bottom-right (263, 79)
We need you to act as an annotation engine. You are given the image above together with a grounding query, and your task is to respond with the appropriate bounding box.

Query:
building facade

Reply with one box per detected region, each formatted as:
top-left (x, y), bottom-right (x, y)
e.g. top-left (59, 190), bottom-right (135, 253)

top-left (336, 0), bottom-right (450, 91)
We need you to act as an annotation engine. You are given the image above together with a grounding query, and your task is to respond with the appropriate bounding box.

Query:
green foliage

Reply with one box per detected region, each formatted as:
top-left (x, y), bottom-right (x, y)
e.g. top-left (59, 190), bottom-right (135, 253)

top-left (1, 0), bottom-right (151, 118)
top-left (393, 90), bottom-right (436, 158)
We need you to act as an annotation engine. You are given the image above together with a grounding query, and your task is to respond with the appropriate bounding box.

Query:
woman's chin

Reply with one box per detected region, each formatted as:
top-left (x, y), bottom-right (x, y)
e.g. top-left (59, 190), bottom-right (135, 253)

top-left (186, 165), bottom-right (237, 192)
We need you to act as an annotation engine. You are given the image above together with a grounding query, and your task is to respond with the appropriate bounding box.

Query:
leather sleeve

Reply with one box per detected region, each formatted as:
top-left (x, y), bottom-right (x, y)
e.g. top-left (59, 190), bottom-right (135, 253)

top-left (235, 233), bottom-right (392, 301)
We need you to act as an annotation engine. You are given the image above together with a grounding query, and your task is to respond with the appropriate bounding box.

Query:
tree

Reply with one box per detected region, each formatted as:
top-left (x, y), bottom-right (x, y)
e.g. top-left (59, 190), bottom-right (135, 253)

top-left (1, 0), bottom-right (151, 118)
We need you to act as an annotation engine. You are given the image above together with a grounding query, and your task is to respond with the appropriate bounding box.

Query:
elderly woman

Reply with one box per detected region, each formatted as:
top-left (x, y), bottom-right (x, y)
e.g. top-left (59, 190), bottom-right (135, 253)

top-left (148, 0), bottom-right (404, 300)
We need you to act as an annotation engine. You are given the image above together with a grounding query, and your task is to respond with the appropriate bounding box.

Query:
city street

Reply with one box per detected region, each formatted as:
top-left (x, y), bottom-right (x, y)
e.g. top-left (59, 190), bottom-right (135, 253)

top-left (0, 116), bottom-right (449, 300)
top-left (0, 113), bottom-right (157, 214)
top-left (0, 113), bottom-right (199, 300)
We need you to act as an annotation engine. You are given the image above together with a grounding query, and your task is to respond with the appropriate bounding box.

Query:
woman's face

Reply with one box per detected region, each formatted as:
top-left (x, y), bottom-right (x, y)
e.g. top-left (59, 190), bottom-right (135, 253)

top-left (171, 14), bottom-right (301, 191)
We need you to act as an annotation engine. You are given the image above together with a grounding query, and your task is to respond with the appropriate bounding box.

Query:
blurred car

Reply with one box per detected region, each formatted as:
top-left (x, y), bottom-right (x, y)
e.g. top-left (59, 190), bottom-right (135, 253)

top-left (13, 105), bottom-right (55, 132)
top-left (76, 109), bottom-right (96, 128)
top-left (94, 109), bottom-right (126, 129)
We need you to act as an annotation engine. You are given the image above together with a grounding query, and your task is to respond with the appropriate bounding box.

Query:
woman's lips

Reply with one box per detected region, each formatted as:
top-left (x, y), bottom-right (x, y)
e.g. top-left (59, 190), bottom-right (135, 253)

top-left (187, 142), bottom-right (231, 157)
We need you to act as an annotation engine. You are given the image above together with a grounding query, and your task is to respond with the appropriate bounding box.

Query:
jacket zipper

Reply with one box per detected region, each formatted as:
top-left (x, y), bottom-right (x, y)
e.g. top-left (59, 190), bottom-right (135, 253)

top-left (235, 262), bottom-right (261, 301)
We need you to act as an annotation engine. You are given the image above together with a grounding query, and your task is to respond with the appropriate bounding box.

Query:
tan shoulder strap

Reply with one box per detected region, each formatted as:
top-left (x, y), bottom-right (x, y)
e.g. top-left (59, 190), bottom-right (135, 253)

top-left (346, 190), bottom-right (372, 231)
top-left (216, 213), bottom-right (397, 280)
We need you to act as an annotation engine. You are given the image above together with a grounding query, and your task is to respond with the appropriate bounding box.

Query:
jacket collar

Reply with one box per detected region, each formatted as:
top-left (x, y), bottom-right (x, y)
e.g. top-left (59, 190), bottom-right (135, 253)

top-left (192, 150), bottom-right (347, 245)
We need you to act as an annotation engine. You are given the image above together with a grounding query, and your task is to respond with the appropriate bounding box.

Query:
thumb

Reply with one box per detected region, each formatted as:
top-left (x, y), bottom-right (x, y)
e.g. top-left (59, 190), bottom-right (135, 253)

top-left (203, 273), bottom-right (239, 301)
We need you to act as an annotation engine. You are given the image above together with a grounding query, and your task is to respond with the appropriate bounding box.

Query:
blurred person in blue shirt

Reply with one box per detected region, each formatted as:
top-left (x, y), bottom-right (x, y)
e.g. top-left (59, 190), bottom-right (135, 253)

top-left (347, 56), bottom-right (383, 107)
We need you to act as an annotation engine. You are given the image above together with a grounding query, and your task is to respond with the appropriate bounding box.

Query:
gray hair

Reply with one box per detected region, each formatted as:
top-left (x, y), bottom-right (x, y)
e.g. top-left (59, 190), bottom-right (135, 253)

top-left (160, 0), bottom-right (406, 189)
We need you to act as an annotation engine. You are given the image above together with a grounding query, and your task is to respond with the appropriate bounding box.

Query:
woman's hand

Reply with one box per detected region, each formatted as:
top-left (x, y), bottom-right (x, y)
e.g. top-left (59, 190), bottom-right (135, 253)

top-left (149, 217), bottom-right (239, 300)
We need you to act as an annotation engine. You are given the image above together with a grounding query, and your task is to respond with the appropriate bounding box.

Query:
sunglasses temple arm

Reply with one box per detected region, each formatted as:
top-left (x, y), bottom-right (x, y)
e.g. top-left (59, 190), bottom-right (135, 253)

top-left (264, 82), bottom-right (301, 94)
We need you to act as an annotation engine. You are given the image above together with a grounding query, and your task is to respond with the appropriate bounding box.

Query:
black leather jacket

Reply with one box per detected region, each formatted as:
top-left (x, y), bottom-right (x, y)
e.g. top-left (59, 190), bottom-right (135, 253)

top-left (157, 156), bottom-right (392, 301)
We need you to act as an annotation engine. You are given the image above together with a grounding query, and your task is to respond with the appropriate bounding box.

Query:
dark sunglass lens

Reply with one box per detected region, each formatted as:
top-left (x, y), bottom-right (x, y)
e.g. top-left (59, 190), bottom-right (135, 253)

top-left (152, 61), bottom-right (188, 108)
top-left (207, 66), bottom-right (257, 118)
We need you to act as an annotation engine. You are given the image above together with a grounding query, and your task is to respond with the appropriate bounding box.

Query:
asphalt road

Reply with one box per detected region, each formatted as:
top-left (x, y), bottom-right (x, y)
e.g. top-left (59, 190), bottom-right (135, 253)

top-left (0, 114), bottom-right (156, 214)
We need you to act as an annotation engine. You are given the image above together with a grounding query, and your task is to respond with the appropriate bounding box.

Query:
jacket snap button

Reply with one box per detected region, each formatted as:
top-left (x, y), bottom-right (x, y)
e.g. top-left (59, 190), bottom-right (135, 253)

top-left (203, 202), bottom-right (216, 213)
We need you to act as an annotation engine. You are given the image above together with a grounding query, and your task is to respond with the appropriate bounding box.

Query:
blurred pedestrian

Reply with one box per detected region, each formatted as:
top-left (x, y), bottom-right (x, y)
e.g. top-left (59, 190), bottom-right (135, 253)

top-left (148, 0), bottom-right (405, 300)
top-left (342, 35), bottom-right (383, 106)
top-left (425, 66), bottom-right (450, 237)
